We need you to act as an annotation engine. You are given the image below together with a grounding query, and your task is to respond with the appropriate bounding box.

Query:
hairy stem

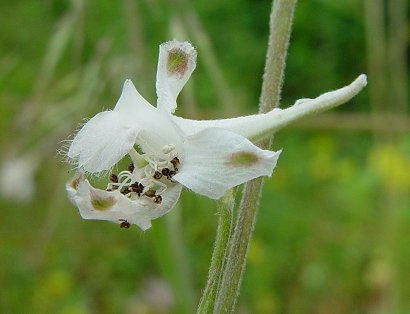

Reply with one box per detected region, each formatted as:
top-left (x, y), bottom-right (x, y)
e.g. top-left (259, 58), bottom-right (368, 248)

top-left (214, 1), bottom-right (297, 313)
top-left (197, 190), bottom-right (235, 314)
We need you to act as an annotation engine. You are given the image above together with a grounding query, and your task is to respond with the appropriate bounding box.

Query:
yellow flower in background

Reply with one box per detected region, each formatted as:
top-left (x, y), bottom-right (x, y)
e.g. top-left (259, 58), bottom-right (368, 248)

top-left (368, 144), bottom-right (410, 190)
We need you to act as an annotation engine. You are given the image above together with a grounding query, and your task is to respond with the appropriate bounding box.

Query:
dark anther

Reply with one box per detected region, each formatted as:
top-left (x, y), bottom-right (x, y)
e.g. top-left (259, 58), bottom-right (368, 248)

top-left (121, 187), bottom-right (131, 195)
top-left (167, 171), bottom-right (176, 182)
top-left (153, 195), bottom-right (162, 204)
top-left (119, 219), bottom-right (131, 229)
top-left (144, 190), bottom-right (156, 198)
top-left (153, 171), bottom-right (163, 180)
top-left (161, 168), bottom-right (170, 176)
top-left (109, 174), bottom-right (118, 183)
top-left (130, 182), bottom-right (144, 196)
top-left (128, 163), bottom-right (135, 172)
top-left (170, 157), bottom-right (180, 171)
top-left (106, 188), bottom-right (112, 192)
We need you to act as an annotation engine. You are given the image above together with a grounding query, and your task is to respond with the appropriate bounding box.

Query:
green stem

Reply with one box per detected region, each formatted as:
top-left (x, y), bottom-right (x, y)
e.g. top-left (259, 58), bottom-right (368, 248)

top-left (197, 190), bottom-right (235, 313)
top-left (151, 207), bottom-right (195, 314)
top-left (214, 1), bottom-right (297, 313)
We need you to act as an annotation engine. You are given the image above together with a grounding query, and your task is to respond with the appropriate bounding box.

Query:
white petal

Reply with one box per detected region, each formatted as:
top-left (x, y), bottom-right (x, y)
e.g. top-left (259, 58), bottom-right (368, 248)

top-left (172, 74), bottom-right (367, 141)
top-left (114, 79), bottom-right (155, 119)
top-left (173, 128), bottom-right (281, 199)
top-left (156, 40), bottom-right (197, 114)
top-left (67, 110), bottom-right (140, 173)
top-left (66, 172), bottom-right (84, 204)
top-left (69, 179), bottom-right (153, 231)
top-left (68, 80), bottom-right (184, 172)
top-left (116, 79), bottom-right (184, 155)
top-left (148, 184), bottom-right (183, 220)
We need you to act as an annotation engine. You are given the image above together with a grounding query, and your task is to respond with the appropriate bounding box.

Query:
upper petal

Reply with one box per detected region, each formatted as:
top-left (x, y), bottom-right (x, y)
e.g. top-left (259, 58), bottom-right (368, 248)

top-left (67, 110), bottom-right (139, 173)
top-left (114, 79), bottom-right (156, 119)
top-left (156, 40), bottom-right (197, 114)
top-left (173, 128), bottom-right (281, 199)
top-left (116, 79), bottom-right (184, 155)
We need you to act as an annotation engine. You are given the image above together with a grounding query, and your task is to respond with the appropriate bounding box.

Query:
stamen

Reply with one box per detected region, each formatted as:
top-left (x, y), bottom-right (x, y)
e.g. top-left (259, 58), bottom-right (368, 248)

top-left (139, 177), bottom-right (167, 195)
top-left (130, 182), bottom-right (144, 196)
top-left (106, 170), bottom-right (133, 192)
top-left (118, 170), bottom-right (132, 179)
top-left (119, 219), bottom-right (131, 229)
top-left (128, 163), bottom-right (134, 172)
top-left (109, 174), bottom-right (118, 183)
top-left (154, 195), bottom-right (162, 204)
top-left (121, 187), bottom-right (131, 195)
top-left (170, 157), bottom-right (180, 171)
top-left (153, 171), bottom-right (163, 179)
top-left (106, 185), bottom-right (119, 191)
top-left (104, 146), bottom-right (180, 203)
top-left (144, 190), bottom-right (156, 198)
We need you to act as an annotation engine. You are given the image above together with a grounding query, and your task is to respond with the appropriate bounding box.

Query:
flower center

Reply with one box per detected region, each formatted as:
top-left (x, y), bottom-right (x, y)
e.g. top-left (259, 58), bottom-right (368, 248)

top-left (106, 145), bottom-right (180, 205)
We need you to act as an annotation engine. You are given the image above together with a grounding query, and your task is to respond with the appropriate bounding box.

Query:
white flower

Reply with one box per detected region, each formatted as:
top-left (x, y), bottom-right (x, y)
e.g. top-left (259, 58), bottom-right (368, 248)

top-left (65, 40), bottom-right (367, 230)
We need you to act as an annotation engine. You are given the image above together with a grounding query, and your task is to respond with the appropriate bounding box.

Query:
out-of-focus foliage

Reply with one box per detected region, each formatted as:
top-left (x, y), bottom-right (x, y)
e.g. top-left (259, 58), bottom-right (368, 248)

top-left (0, 0), bottom-right (409, 313)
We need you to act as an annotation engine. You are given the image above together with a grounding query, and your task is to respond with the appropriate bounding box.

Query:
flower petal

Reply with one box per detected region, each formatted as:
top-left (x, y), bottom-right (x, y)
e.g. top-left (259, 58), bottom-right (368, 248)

top-left (67, 110), bottom-right (140, 173)
top-left (173, 128), bottom-right (281, 199)
top-left (172, 74), bottom-right (367, 141)
top-left (68, 80), bottom-right (184, 172)
top-left (67, 178), bottom-right (154, 231)
top-left (114, 79), bottom-right (156, 120)
top-left (116, 79), bottom-right (184, 156)
top-left (156, 40), bottom-right (197, 114)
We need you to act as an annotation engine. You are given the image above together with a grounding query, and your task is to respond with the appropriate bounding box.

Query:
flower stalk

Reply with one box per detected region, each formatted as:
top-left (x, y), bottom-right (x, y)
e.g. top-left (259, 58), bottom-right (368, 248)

top-left (197, 190), bottom-right (235, 313)
top-left (214, 1), bottom-right (297, 312)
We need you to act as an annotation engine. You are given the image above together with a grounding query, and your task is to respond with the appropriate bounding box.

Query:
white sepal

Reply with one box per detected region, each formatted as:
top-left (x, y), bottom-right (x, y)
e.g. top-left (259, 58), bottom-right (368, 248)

top-left (156, 40), bottom-right (197, 114)
top-left (67, 178), bottom-right (153, 231)
top-left (173, 128), bottom-right (281, 199)
top-left (172, 74), bottom-right (367, 141)
top-left (67, 110), bottom-right (140, 173)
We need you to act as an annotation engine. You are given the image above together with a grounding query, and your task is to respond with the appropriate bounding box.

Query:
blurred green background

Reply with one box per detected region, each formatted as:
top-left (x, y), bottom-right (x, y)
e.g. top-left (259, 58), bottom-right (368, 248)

top-left (0, 0), bottom-right (409, 313)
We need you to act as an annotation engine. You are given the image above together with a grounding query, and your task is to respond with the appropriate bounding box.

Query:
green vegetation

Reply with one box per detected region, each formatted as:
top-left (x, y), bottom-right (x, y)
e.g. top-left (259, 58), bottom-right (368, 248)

top-left (0, 0), bottom-right (409, 313)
